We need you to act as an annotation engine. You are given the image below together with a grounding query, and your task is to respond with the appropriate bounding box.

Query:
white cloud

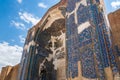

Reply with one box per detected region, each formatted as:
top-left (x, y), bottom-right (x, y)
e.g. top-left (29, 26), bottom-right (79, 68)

top-left (19, 12), bottom-right (40, 25)
top-left (11, 39), bottom-right (15, 42)
top-left (0, 42), bottom-right (22, 71)
top-left (11, 20), bottom-right (25, 30)
top-left (38, 3), bottom-right (47, 8)
top-left (17, 0), bottom-right (22, 4)
top-left (111, 0), bottom-right (120, 8)
top-left (19, 35), bottom-right (25, 43)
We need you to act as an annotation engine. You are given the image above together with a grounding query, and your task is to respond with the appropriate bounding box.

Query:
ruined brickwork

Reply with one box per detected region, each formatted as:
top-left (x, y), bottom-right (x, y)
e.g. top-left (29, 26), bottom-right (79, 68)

top-left (0, 66), bottom-right (12, 80)
top-left (18, 0), bottom-right (120, 80)
top-left (0, 64), bottom-right (19, 80)
top-left (108, 9), bottom-right (120, 78)
top-left (108, 9), bottom-right (120, 63)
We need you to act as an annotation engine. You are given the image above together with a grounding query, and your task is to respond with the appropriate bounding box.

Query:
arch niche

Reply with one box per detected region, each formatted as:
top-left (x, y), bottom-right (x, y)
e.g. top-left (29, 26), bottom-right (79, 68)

top-left (31, 18), bottom-right (66, 80)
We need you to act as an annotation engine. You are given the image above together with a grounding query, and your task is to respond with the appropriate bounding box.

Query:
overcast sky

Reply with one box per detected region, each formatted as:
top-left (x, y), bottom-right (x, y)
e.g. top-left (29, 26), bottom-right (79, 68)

top-left (0, 0), bottom-right (120, 71)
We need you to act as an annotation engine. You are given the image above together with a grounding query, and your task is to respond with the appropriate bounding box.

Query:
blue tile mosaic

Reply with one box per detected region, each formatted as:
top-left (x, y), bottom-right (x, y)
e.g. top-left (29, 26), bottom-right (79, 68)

top-left (81, 47), bottom-right (97, 78)
top-left (77, 4), bottom-right (89, 25)
top-left (115, 46), bottom-right (120, 56)
top-left (66, 0), bottom-right (119, 79)
top-left (67, 0), bottom-right (80, 12)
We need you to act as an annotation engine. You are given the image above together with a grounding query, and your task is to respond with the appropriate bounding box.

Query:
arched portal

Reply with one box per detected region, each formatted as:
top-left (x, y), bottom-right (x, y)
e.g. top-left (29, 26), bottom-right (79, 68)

top-left (30, 19), bottom-right (66, 80)
top-left (18, 0), bottom-right (67, 79)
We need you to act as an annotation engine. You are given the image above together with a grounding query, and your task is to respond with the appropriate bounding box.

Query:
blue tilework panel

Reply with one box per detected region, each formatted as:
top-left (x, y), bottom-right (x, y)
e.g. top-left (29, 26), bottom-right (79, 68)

top-left (89, 0), bottom-right (119, 75)
top-left (114, 46), bottom-right (120, 56)
top-left (66, 12), bottom-right (80, 78)
top-left (80, 47), bottom-right (97, 78)
top-left (66, 14), bottom-right (78, 37)
top-left (67, 0), bottom-right (80, 12)
top-left (78, 27), bottom-right (93, 48)
top-left (66, 0), bottom-right (119, 79)
top-left (66, 12), bottom-right (79, 78)
top-left (77, 4), bottom-right (89, 25)
top-left (93, 38), bottom-right (106, 79)
top-left (67, 36), bottom-right (80, 78)
top-left (100, 23), bottom-right (118, 73)
top-left (95, 0), bottom-right (100, 3)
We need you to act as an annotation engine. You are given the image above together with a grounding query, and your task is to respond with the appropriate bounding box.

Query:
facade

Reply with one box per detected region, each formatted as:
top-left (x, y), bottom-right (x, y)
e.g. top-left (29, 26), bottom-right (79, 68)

top-left (18, 0), bottom-right (120, 80)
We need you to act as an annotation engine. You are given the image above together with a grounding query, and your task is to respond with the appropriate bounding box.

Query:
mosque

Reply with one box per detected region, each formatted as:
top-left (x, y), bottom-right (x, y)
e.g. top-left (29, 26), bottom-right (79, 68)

top-left (17, 0), bottom-right (120, 80)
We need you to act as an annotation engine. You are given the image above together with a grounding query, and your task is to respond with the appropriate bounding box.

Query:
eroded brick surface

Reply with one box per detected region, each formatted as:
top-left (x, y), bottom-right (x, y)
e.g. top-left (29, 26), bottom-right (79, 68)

top-left (0, 64), bottom-right (19, 80)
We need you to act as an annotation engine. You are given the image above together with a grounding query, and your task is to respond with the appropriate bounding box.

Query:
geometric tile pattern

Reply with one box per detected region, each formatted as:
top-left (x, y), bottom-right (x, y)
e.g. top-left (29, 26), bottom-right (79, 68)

top-left (66, 0), bottom-right (119, 79)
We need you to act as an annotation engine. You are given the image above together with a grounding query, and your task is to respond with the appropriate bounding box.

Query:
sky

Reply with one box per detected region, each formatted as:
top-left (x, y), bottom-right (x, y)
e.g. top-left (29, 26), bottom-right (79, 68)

top-left (0, 0), bottom-right (120, 71)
